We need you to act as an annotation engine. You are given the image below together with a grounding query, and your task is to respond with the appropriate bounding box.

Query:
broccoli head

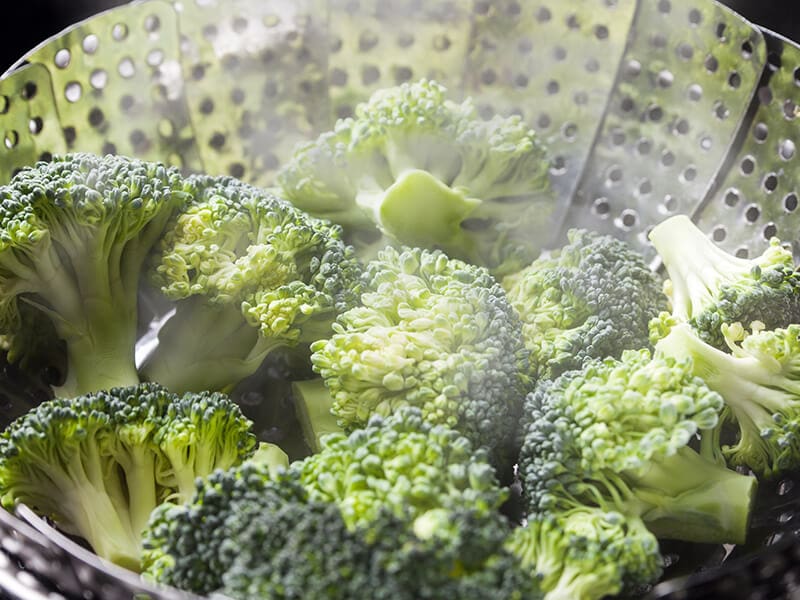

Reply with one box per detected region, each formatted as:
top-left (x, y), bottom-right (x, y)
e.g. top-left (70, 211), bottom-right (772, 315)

top-left (656, 320), bottom-right (800, 478)
top-left (519, 349), bottom-right (757, 546)
top-left (297, 407), bottom-right (507, 536)
top-left (309, 245), bottom-right (530, 470)
top-left (0, 383), bottom-right (256, 570)
top-left (278, 79), bottom-right (553, 276)
top-left (0, 153), bottom-right (191, 396)
top-left (502, 228), bottom-right (667, 381)
top-left (649, 214), bottom-right (800, 350)
top-left (507, 507), bottom-right (662, 600)
top-left (142, 173), bottom-right (362, 393)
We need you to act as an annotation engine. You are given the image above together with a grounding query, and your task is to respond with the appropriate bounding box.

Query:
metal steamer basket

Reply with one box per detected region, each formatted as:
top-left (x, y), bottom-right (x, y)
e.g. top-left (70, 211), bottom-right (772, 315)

top-left (1, 0), bottom-right (800, 597)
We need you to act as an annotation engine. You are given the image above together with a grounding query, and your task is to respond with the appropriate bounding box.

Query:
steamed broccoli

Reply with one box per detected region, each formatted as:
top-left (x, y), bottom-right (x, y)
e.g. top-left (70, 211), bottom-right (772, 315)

top-left (519, 348), bottom-right (756, 546)
top-left (648, 214), bottom-right (800, 350)
top-left (655, 321), bottom-right (800, 478)
top-left (141, 173), bottom-right (362, 393)
top-left (309, 245), bottom-right (529, 471)
top-left (278, 79), bottom-right (552, 276)
top-left (507, 507), bottom-right (662, 600)
top-left (0, 383), bottom-right (256, 570)
top-left (0, 153), bottom-right (190, 396)
top-left (502, 228), bottom-right (667, 381)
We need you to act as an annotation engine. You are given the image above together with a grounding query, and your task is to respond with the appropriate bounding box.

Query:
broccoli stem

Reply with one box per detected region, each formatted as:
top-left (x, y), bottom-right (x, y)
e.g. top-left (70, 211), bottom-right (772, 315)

top-left (627, 446), bottom-right (756, 544)
top-left (141, 298), bottom-right (283, 393)
top-left (648, 215), bottom-right (754, 320)
top-left (292, 378), bottom-right (343, 453)
top-left (357, 169), bottom-right (480, 253)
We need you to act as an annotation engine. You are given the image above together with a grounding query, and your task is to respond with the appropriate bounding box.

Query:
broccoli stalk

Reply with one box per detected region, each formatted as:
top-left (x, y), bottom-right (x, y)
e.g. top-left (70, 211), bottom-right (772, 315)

top-left (291, 378), bottom-right (343, 453)
top-left (648, 214), bottom-right (800, 349)
top-left (0, 154), bottom-right (190, 397)
top-left (656, 321), bottom-right (800, 477)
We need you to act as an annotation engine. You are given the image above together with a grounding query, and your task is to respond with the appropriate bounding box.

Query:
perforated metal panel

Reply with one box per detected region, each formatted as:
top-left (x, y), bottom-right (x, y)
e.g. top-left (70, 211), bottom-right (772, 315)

top-left (694, 32), bottom-right (800, 260)
top-left (15, 0), bottom-right (203, 171)
top-left (0, 64), bottom-right (66, 182)
top-left (176, 0), bottom-right (330, 186)
top-left (567, 0), bottom-right (766, 255)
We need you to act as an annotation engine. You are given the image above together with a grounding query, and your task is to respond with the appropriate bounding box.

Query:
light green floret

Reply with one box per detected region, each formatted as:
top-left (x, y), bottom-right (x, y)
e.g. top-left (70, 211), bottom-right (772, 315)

top-left (296, 407), bottom-right (507, 534)
top-left (279, 79), bottom-right (553, 276)
top-left (648, 214), bottom-right (800, 351)
top-left (0, 153), bottom-right (191, 396)
top-left (142, 174), bottom-right (362, 393)
top-left (507, 508), bottom-right (662, 600)
top-left (0, 383), bottom-right (256, 571)
top-left (310, 245), bottom-right (530, 469)
top-left (519, 349), bottom-right (757, 546)
top-left (656, 321), bottom-right (800, 478)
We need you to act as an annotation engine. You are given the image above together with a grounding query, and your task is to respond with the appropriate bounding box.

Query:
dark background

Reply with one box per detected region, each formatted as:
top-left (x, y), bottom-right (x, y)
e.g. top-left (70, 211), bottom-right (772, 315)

top-left (0, 1), bottom-right (798, 72)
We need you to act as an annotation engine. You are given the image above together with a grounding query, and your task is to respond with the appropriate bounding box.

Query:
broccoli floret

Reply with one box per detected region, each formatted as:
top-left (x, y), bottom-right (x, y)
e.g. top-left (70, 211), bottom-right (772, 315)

top-left (219, 501), bottom-right (541, 600)
top-left (142, 459), bottom-right (302, 595)
top-left (0, 383), bottom-right (256, 571)
top-left (309, 245), bottom-right (529, 472)
top-left (648, 214), bottom-right (800, 350)
top-left (502, 228), bottom-right (667, 381)
top-left (0, 153), bottom-right (190, 396)
top-left (297, 407), bottom-right (507, 535)
top-left (141, 173), bottom-right (362, 393)
top-left (519, 349), bottom-right (756, 546)
top-left (656, 321), bottom-right (800, 478)
top-left (278, 79), bottom-right (553, 276)
top-left (507, 508), bottom-right (662, 600)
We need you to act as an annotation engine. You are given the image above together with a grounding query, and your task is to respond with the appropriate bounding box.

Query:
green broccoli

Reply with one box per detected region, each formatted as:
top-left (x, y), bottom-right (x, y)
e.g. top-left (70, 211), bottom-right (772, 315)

top-left (219, 501), bottom-right (541, 600)
top-left (507, 508), bottom-right (662, 600)
top-left (519, 349), bottom-right (757, 546)
top-left (309, 245), bottom-right (530, 472)
top-left (278, 79), bottom-right (553, 276)
top-left (0, 153), bottom-right (191, 396)
top-left (142, 459), bottom-right (302, 595)
top-left (648, 214), bottom-right (800, 350)
top-left (0, 383), bottom-right (256, 570)
top-left (656, 320), bottom-right (800, 478)
top-left (140, 173), bottom-right (362, 393)
top-left (291, 377), bottom-right (343, 453)
top-left (502, 228), bottom-right (667, 381)
top-left (296, 407), bottom-right (507, 533)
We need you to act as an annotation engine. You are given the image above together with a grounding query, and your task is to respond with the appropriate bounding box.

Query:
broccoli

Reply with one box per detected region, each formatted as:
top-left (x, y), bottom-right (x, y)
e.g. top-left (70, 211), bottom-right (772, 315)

top-left (655, 320), bottom-right (800, 478)
top-left (0, 153), bottom-right (191, 396)
top-left (140, 173), bottom-right (362, 393)
top-left (0, 383), bottom-right (256, 570)
top-left (309, 245), bottom-right (530, 472)
top-left (502, 228), bottom-right (667, 381)
top-left (296, 407), bottom-right (507, 533)
top-left (218, 501), bottom-right (541, 600)
top-left (648, 214), bottom-right (800, 350)
top-left (142, 459), bottom-right (302, 595)
top-left (507, 508), bottom-right (662, 600)
top-left (278, 79), bottom-right (553, 276)
top-left (519, 349), bottom-right (757, 546)
top-left (291, 377), bottom-right (343, 453)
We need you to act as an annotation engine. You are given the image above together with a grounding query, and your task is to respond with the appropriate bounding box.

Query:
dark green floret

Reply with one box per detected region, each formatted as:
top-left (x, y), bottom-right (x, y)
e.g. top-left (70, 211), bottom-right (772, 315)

top-left (0, 153), bottom-right (191, 396)
top-left (656, 320), bottom-right (800, 478)
top-left (649, 214), bottom-right (800, 350)
top-left (309, 245), bottom-right (530, 470)
top-left (518, 348), bottom-right (756, 546)
top-left (0, 383), bottom-right (256, 571)
top-left (503, 228), bottom-right (667, 381)
top-left (141, 173), bottom-right (362, 393)
top-left (278, 79), bottom-right (553, 276)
